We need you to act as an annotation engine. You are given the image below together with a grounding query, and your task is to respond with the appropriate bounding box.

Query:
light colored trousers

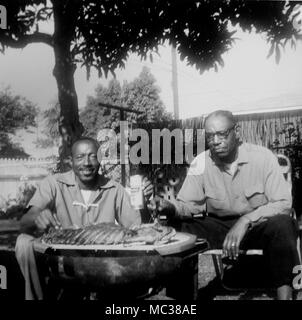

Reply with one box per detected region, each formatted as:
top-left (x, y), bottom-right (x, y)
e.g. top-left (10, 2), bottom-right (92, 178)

top-left (15, 234), bottom-right (44, 300)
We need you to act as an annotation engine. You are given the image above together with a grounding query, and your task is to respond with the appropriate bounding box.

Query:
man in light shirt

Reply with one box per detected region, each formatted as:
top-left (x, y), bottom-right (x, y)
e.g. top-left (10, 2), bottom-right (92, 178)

top-left (155, 110), bottom-right (300, 300)
top-left (20, 137), bottom-right (152, 231)
top-left (16, 137), bottom-right (153, 299)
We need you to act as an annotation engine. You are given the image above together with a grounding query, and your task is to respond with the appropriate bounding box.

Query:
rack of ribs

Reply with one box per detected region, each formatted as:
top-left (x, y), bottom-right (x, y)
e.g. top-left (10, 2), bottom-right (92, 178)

top-left (41, 222), bottom-right (176, 246)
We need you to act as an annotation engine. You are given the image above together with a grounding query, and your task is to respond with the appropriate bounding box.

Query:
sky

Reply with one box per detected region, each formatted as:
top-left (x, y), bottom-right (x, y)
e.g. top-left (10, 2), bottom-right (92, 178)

top-left (0, 25), bottom-right (302, 122)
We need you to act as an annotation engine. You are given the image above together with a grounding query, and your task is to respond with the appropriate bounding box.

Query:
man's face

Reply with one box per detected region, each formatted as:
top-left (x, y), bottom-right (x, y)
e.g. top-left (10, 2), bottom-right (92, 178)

top-left (72, 140), bottom-right (100, 184)
top-left (205, 115), bottom-right (238, 161)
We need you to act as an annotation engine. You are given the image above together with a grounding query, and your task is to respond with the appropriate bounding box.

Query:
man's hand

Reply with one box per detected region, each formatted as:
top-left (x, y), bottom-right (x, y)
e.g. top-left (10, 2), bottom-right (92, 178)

top-left (148, 196), bottom-right (176, 219)
top-left (34, 209), bottom-right (62, 232)
top-left (142, 177), bottom-right (154, 201)
top-left (223, 216), bottom-right (251, 260)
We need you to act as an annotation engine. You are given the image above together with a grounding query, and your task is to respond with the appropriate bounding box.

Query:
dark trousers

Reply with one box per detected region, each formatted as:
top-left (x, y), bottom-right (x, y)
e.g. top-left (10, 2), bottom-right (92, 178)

top-left (178, 214), bottom-right (300, 288)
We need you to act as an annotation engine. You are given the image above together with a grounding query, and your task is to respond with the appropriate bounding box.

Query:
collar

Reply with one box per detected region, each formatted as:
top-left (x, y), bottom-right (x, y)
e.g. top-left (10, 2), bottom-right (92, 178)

top-left (56, 170), bottom-right (116, 189)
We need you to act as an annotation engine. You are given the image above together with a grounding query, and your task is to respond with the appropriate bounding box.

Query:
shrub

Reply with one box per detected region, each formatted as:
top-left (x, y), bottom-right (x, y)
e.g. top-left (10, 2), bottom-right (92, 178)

top-left (0, 180), bottom-right (36, 220)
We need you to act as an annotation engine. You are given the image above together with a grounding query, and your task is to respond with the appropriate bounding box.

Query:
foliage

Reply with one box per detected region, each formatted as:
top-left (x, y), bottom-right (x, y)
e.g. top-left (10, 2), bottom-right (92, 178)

top-left (80, 67), bottom-right (172, 138)
top-left (123, 66), bottom-right (173, 123)
top-left (0, 88), bottom-right (38, 157)
top-left (35, 101), bottom-right (61, 148)
top-left (80, 79), bottom-right (122, 137)
top-left (0, 180), bottom-right (36, 220)
top-left (75, 0), bottom-right (302, 75)
top-left (272, 120), bottom-right (302, 180)
top-left (0, 1), bottom-right (301, 76)
top-left (0, 0), bottom-right (301, 168)
top-left (0, 87), bottom-right (37, 133)
top-left (0, 133), bottom-right (30, 158)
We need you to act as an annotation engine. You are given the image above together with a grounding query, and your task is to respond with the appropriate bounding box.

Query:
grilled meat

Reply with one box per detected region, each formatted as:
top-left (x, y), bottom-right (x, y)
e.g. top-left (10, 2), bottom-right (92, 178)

top-left (41, 222), bottom-right (176, 246)
top-left (125, 223), bottom-right (176, 244)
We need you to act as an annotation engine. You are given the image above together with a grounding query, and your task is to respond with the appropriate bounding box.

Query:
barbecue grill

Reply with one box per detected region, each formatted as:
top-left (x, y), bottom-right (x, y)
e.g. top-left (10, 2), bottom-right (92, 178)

top-left (33, 232), bottom-right (208, 299)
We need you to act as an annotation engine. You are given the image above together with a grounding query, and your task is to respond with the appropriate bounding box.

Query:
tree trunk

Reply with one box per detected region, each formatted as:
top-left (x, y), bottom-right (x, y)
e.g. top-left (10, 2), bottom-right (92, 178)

top-left (52, 0), bottom-right (83, 172)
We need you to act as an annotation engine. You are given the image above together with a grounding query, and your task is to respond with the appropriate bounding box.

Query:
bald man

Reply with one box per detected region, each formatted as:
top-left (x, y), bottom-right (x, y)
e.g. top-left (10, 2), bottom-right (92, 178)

top-left (17, 137), bottom-right (153, 299)
top-left (155, 110), bottom-right (300, 300)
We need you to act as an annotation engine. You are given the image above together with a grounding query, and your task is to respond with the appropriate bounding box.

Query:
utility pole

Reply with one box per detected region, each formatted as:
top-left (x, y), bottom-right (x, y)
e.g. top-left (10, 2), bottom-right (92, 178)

top-left (171, 44), bottom-right (180, 120)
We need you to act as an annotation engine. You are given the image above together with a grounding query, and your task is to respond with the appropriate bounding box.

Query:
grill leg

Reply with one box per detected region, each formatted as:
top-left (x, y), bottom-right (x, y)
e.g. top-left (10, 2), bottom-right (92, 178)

top-left (165, 255), bottom-right (199, 300)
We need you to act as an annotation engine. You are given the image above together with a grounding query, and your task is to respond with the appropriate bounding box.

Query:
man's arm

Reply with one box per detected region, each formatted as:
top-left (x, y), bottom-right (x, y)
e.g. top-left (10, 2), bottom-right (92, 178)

top-left (20, 206), bottom-right (41, 234)
top-left (172, 174), bottom-right (206, 218)
top-left (20, 176), bottom-right (60, 234)
top-left (223, 151), bottom-right (293, 260)
top-left (20, 207), bottom-right (61, 234)
top-left (243, 152), bottom-right (292, 223)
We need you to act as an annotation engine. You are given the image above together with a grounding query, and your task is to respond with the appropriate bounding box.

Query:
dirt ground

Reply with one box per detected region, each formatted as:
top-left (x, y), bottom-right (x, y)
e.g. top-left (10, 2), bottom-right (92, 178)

top-left (150, 254), bottom-right (302, 300)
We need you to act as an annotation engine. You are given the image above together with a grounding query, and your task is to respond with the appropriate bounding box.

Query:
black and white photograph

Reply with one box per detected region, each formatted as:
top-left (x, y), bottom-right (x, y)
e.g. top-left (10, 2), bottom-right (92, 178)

top-left (0, 0), bottom-right (302, 306)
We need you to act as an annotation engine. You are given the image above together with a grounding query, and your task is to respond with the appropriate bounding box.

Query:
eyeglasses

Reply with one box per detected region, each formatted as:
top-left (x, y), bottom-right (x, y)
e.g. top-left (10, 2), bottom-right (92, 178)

top-left (205, 125), bottom-right (235, 142)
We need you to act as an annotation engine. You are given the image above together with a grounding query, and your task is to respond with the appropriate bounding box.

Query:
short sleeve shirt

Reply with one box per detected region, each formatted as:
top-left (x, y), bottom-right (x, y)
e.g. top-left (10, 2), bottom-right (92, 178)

top-left (28, 171), bottom-right (141, 228)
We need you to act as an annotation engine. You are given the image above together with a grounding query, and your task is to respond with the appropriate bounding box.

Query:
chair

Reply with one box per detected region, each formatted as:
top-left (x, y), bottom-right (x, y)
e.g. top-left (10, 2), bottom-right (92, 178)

top-left (203, 153), bottom-right (301, 292)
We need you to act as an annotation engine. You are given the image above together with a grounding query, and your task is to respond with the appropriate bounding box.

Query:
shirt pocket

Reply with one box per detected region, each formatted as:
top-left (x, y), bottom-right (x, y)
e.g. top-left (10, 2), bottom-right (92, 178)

top-left (205, 187), bottom-right (226, 210)
top-left (244, 184), bottom-right (267, 209)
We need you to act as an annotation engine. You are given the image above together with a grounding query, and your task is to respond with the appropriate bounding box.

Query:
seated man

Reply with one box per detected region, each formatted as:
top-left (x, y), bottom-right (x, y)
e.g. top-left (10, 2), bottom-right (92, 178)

top-left (154, 110), bottom-right (300, 300)
top-left (16, 137), bottom-right (152, 299)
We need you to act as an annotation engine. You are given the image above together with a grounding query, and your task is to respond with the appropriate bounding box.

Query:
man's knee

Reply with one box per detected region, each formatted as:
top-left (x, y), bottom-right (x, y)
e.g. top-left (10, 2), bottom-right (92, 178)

top-left (15, 233), bottom-right (35, 262)
top-left (264, 215), bottom-right (298, 241)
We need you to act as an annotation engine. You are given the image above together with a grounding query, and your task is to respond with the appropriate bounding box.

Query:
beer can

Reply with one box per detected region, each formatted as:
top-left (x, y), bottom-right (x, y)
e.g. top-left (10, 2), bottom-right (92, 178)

top-left (130, 174), bottom-right (144, 210)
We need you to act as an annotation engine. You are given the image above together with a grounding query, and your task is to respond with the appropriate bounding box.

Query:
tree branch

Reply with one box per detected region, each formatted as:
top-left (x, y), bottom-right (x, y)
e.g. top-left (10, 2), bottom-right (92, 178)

top-left (1, 32), bottom-right (53, 49)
